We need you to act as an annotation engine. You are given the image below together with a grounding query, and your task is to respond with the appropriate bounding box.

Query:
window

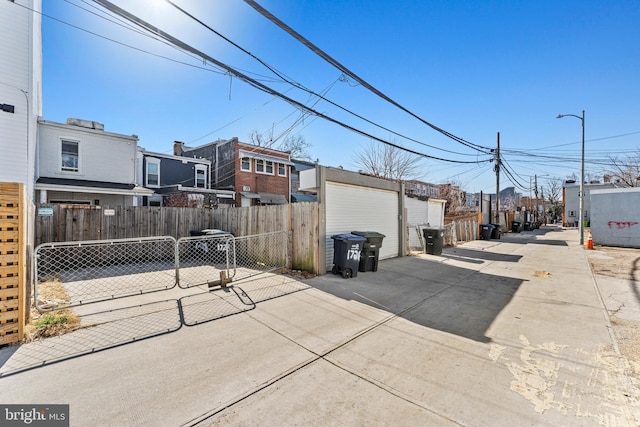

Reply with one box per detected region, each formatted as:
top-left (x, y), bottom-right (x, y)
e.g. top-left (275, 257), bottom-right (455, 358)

top-left (195, 165), bottom-right (207, 188)
top-left (61, 140), bottom-right (79, 171)
top-left (568, 210), bottom-right (576, 217)
top-left (278, 163), bottom-right (286, 177)
top-left (241, 157), bottom-right (251, 172)
top-left (256, 159), bottom-right (274, 175)
top-left (146, 159), bottom-right (160, 187)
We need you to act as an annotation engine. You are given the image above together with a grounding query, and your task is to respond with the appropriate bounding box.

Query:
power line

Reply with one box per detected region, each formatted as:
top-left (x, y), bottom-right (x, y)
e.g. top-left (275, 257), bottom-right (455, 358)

top-left (162, 0), bottom-right (484, 158)
top-left (91, 0), bottom-right (490, 165)
top-left (242, 0), bottom-right (492, 154)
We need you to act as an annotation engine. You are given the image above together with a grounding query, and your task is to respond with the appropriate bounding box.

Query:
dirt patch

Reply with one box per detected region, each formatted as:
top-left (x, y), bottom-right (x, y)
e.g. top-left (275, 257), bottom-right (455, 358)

top-left (588, 246), bottom-right (640, 281)
top-left (279, 268), bottom-right (317, 280)
top-left (587, 246), bottom-right (640, 383)
top-left (24, 279), bottom-right (80, 342)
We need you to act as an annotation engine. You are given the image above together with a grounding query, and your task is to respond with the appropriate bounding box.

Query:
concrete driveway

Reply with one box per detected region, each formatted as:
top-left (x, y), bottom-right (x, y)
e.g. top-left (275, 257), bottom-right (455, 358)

top-left (0, 227), bottom-right (638, 426)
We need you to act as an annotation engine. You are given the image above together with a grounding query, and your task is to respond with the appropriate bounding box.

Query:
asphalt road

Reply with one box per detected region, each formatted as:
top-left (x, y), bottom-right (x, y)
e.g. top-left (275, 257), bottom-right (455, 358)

top-left (1, 227), bottom-right (638, 426)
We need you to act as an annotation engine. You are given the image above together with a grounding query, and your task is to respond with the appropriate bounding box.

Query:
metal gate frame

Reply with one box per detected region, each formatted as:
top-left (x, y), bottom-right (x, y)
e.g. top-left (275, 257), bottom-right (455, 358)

top-left (33, 231), bottom-right (290, 312)
top-left (34, 236), bottom-right (178, 312)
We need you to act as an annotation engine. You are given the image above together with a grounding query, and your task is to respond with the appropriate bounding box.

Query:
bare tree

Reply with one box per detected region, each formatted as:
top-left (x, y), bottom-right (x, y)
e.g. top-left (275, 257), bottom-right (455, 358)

top-left (438, 183), bottom-right (465, 214)
top-left (164, 193), bottom-right (199, 207)
top-left (280, 134), bottom-right (312, 160)
top-left (607, 151), bottom-right (640, 187)
top-left (250, 130), bottom-right (312, 160)
top-left (354, 140), bottom-right (424, 181)
top-left (544, 177), bottom-right (563, 222)
top-left (249, 129), bottom-right (275, 148)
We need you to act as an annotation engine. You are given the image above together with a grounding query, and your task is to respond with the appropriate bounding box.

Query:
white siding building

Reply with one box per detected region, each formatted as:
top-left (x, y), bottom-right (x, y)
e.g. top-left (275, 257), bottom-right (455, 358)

top-left (36, 119), bottom-right (152, 206)
top-left (563, 181), bottom-right (615, 227)
top-left (0, 0), bottom-right (42, 198)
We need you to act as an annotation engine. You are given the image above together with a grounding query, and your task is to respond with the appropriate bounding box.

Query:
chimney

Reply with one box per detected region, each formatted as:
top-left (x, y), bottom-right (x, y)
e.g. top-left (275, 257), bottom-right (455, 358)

top-left (174, 141), bottom-right (185, 156)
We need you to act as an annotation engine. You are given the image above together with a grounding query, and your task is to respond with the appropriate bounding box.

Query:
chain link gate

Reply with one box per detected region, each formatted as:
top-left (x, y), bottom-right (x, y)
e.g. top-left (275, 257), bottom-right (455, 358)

top-left (9, 231), bottom-right (298, 377)
top-left (34, 236), bottom-right (178, 312)
top-left (176, 232), bottom-right (235, 289)
top-left (34, 231), bottom-right (290, 313)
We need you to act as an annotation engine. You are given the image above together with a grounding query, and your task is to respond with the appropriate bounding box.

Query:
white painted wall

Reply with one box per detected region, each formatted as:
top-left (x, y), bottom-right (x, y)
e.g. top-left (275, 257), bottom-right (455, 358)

top-left (38, 120), bottom-right (138, 184)
top-left (0, 0), bottom-right (42, 198)
top-left (590, 187), bottom-right (640, 248)
top-left (563, 182), bottom-right (614, 226)
top-left (405, 197), bottom-right (446, 250)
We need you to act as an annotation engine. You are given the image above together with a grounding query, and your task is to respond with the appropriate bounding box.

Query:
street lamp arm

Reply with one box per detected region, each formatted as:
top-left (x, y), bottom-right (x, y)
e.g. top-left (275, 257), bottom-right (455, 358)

top-left (556, 113), bottom-right (583, 121)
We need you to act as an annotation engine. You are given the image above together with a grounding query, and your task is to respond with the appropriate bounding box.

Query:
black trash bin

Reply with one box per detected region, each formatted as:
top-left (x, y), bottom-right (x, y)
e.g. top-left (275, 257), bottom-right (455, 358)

top-left (190, 229), bottom-right (232, 258)
top-left (351, 231), bottom-right (385, 272)
top-left (480, 224), bottom-right (494, 240)
top-left (524, 222), bottom-right (532, 231)
top-left (511, 221), bottom-right (521, 233)
top-left (423, 228), bottom-right (445, 255)
top-left (331, 234), bottom-right (366, 278)
top-left (490, 224), bottom-right (501, 239)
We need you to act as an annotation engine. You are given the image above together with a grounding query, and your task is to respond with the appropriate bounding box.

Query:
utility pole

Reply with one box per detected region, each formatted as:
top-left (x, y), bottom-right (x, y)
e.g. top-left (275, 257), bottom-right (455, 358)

top-left (534, 174), bottom-right (538, 221)
top-left (494, 132), bottom-right (500, 224)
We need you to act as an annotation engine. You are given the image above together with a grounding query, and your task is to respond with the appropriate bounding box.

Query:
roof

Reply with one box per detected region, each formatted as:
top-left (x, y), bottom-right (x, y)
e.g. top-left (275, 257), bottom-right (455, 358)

top-left (36, 177), bottom-right (153, 196)
top-left (291, 193), bottom-right (317, 202)
top-left (239, 150), bottom-right (293, 166)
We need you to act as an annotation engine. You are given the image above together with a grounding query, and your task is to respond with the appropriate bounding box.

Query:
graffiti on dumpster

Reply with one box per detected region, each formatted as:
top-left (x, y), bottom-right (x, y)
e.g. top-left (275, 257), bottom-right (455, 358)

top-left (607, 221), bottom-right (639, 229)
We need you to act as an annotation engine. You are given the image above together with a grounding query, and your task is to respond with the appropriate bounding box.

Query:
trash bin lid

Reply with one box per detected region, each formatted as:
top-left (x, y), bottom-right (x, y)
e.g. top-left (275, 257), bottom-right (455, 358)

top-left (351, 231), bottom-right (386, 238)
top-left (201, 229), bottom-right (230, 235)
top-left (331, 233), bottom-right (366, 241)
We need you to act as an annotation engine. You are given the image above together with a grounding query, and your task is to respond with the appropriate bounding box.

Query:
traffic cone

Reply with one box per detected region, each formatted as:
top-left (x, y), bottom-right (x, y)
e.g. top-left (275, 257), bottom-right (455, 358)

top-left (586, 231), bottom-right (594, 250)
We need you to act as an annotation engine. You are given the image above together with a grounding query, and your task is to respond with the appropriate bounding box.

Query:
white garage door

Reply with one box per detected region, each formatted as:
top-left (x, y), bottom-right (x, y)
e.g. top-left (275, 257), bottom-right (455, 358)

top-left (325, 182), bottom-right (399, 268)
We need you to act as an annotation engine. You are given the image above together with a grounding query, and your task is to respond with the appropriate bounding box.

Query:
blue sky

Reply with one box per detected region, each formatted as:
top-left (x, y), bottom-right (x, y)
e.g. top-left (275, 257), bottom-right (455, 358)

top-left (40, 0), bottom-right (640, 194)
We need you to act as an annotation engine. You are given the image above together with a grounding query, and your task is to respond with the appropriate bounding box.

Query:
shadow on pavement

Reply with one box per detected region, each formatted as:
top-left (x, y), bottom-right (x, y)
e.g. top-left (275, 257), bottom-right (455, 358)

top-left (307, 256), bottom-right (523, 343)
top-left (0, 275), bottom-right (309, 378)
top-left (442, 248), bottom-right (523, 263)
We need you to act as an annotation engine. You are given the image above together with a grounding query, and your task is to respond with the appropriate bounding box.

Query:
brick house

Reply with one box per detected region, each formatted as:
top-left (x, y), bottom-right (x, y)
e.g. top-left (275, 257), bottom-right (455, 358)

top-left (174, 137), bottom-right (293, 207)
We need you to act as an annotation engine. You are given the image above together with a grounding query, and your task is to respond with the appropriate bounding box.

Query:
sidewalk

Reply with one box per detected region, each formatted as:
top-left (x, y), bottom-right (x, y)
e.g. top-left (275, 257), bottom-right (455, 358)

top-left (0, 228), bottom-right (638, 426)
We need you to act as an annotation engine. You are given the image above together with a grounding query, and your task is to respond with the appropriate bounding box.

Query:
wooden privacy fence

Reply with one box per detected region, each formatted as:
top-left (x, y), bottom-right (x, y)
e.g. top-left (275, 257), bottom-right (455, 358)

top-left (444, 212), bottom-right (481, 246)
top-left (35, 202), bottom-right (320, 273)
top-left (0, 183), bottom-right (32, 345)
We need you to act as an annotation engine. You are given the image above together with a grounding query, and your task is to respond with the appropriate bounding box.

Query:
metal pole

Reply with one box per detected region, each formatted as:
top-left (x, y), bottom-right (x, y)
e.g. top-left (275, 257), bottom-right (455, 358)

top-left (579, 110), bottom-right (585, 245)
top-left (495, 132), bottom-right (500, 224)
top-left (556, 111), bottom-right (586, 245)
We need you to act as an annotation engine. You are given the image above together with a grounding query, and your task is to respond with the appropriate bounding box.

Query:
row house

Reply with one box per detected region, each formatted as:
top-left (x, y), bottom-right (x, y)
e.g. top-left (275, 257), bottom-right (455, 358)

top-left (174, 138), bottom-right (293, 207)
top-left (36, 118), bottom-right (152, 206)
top-left (405, 180), bottom-right (440, 199)
top-left (137, 150), bottom-right (234, 207)
top-left (291, 159), bottom-right (318, 203)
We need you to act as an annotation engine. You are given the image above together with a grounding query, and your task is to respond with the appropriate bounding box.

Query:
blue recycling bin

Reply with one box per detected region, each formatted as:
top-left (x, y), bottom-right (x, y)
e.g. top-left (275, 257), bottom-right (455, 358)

top-left (331, 234), bottom-right (366, 279)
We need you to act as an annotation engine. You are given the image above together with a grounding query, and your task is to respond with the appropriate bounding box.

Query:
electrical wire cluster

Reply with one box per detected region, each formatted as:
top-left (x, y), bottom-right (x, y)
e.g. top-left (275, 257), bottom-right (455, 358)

top-left (23, 0), bottom-right (496, 167)
top-left (16, 0), bottom-right (640, 192)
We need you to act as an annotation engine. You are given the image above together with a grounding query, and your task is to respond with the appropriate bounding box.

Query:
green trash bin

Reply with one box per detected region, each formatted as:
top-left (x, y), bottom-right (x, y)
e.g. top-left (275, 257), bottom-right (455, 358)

top-left (351, 231), bottom-right (385, 272)
top-left (423, 228), bottom-right (445, 255)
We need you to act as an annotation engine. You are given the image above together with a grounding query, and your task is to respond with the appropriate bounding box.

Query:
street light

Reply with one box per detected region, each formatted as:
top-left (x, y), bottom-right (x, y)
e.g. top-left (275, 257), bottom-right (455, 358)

top-left (556, 110), bottom-right (585, 245)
